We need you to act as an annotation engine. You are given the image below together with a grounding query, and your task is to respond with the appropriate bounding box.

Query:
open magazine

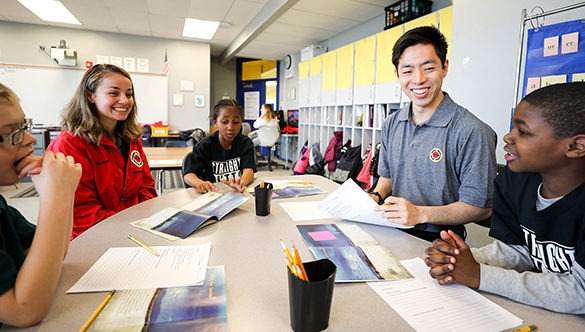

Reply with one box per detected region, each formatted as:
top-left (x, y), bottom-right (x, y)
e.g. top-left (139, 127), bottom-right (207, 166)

top-left (93, 266), bottom-right (227, 332)
top-left (248, 179), bottom-right (326, 199)
top-left (297, 223), bottom-right (413, 282)
top-left (132, 191), bottom-right (249, 240)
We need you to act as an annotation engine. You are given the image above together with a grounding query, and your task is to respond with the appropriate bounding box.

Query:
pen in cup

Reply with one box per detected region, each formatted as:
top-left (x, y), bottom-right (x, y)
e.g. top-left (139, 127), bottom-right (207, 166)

top-left (128, 235), bottom-right (160, 256)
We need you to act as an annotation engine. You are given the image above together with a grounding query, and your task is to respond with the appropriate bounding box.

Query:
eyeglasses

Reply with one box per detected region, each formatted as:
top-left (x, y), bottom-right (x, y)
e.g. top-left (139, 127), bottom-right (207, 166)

top-left (0, 118), bottom-right (32, 145)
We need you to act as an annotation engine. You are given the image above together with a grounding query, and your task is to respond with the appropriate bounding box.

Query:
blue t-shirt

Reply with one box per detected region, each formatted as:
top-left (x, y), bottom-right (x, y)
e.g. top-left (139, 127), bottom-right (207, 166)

top-left (0, 194), bottom-right (36, 295)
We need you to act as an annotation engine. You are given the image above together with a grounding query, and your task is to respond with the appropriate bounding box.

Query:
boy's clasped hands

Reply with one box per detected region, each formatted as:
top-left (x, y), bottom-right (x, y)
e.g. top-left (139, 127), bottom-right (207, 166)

top-left (424, 230), bottom-right (481, 289)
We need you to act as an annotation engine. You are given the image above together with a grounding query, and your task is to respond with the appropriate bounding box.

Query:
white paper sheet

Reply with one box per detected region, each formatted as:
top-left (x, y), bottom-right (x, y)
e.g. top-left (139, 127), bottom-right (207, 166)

top-left (68, 244), bottom-right (211, 293)
top-left (317, 179), bottom-right (410, 229)
top-left (368, 258), bottom-right (523, 332)
top-left (280, 201), bottom-right (334, 221)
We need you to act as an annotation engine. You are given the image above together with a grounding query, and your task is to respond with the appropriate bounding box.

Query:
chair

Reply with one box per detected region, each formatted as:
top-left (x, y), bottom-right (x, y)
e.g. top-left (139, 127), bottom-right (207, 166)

top-left (182, 151), bottom-right (192, 188)
top-left (242, 122), bottom-right (252, 136)
top-left (256, 124), bottom-right (285, 171)
top-left (164, 140), bottom-right (187, 148)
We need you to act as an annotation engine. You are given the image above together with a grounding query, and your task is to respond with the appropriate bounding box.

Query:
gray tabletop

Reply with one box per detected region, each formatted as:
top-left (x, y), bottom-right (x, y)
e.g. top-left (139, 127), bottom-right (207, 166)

top-left (4, 174), bottom-right (584, 331)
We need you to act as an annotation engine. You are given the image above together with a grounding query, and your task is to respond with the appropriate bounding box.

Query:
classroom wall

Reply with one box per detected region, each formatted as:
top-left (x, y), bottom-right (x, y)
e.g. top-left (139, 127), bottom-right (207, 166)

top-left (211, 56), bottom-right (237, 105)
top-left (0, 21), bottom-right (211, 132)
top-left (448, 0), bottom-right (585, 165)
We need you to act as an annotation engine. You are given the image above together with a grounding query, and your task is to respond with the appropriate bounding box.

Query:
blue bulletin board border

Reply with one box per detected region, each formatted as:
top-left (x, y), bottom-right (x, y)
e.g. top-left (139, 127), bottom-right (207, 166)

top-left (523, 19), bottom-right (585, 97)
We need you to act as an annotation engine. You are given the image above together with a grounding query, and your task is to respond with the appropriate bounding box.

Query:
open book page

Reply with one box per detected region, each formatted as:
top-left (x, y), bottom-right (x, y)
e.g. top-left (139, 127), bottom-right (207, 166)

top-left (180, 191), bottom-right (223, 211)
top-left (317, 179), bottom-right (411, 229)
top-left (280, 201), bottom-right (335, 221)
top-left (68, 244), bottom-right (211, 293)
top-left (248, 179), bottom-right (327, 199)
top-left (94, 266), bottom-right (227, 332)
top-left (297, 224), bottom-right (412, 282)
top-left (368, 258), bottom-right (524, 332)
top-left (132, 192), bottom-right (248, 240)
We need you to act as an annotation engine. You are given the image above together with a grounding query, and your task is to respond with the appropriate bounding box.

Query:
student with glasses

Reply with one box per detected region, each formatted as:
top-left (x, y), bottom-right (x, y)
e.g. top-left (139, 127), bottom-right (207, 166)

top-left (0, 83), bottom-right (81, 327)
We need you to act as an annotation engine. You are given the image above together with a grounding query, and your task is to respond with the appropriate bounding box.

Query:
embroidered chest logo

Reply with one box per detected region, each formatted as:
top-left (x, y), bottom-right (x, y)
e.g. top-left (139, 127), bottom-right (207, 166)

top-left (429, 148), bottom-right (443, 162)
top-left (130, 150), bottom-right (143, 167)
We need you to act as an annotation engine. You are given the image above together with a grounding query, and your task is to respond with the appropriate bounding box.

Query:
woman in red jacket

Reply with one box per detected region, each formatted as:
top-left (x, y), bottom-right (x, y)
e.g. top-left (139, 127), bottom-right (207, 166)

top-left (48, 64), bottom-right (157, 239)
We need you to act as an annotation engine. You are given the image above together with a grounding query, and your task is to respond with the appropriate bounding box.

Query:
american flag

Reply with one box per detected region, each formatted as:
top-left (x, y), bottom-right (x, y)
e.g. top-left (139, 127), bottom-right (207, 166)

top-left (163, 49), bottom-right (170, 75)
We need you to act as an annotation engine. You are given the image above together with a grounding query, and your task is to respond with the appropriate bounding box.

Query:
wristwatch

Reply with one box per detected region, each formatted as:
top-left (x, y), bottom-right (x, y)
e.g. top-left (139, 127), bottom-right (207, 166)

top-left (367, 191), bottom-right (384, 205)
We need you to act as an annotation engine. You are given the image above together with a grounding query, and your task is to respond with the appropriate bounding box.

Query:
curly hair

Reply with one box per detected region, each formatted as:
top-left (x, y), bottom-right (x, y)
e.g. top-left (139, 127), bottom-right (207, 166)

top-left (521, 82), bottom-right (585, 138)
top-left (61, 64), bottom-right (142, 145)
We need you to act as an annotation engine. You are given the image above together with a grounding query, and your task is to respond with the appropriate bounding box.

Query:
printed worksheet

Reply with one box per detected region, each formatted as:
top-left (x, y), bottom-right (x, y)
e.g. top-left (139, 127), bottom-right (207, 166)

top-left (368, 258), bottom-right (523, 332)
top-left (280, 201), bottom-right (335, 221)
top-left (68, 244), bottom-right (211, 293)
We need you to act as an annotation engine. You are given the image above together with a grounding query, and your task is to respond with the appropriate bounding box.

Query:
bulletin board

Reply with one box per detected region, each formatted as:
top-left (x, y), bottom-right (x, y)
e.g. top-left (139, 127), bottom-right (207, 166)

top-left (0, 64), bottom-right (168, 126)
top-left (522, 19), bottom-right (585, 97)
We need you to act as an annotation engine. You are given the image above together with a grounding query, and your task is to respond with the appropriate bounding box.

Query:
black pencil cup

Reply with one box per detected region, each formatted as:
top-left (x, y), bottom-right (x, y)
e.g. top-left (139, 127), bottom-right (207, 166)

top-left (287, 258), bottom-right (336, 332)
top-left (254, 182), bottom-right (273, 216)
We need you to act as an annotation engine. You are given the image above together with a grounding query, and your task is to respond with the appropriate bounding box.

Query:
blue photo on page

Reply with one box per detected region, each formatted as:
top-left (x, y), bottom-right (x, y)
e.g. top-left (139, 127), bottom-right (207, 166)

top-left (145, 266), bottom-right (227, 331)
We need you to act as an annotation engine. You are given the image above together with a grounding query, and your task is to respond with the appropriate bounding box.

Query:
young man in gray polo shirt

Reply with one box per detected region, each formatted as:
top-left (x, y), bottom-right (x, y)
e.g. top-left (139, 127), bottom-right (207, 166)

top-left (368, 26), bottom-right (497, 242)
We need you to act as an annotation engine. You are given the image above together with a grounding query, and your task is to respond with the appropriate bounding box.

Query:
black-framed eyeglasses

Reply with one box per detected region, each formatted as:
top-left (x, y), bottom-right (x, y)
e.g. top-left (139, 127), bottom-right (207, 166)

top-left (0, 118), bottom-right (32, 145)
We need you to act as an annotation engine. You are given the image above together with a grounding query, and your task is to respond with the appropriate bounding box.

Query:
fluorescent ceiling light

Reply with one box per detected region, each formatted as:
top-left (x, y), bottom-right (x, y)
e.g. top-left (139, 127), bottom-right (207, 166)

top-left (18, 0), bottom-right (80, 25)
top-left (183, 18), bottom-right (220, 40)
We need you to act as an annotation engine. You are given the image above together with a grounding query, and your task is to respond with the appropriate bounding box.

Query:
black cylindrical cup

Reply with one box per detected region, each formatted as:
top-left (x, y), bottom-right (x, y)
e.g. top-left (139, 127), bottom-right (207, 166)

top-left (287, 259), bottom-right (336, 332)
top-left (254, 183), bottom-right (273, 216)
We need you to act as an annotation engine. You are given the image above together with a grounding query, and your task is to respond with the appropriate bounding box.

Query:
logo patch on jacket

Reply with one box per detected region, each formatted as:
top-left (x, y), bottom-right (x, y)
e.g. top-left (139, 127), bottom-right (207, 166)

top-left (429, 148), bottom-right (443, 162)
top-left (130, 150), bottom-right (143, 167)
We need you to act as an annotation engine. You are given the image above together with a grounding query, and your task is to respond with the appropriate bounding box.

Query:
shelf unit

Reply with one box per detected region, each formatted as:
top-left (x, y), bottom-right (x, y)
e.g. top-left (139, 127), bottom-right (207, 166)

top-left (297, 7), bottom-right (452, 158)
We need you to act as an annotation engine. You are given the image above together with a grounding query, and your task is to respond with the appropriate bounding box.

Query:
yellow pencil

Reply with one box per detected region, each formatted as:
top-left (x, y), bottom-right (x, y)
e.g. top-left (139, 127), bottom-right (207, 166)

top-left (79, 290), bottom-right (116, 332)
top-left (292, 242), bottom-right (309, 281)
top-left (128, 235), bottom-right (160, 256)
top-left (280, 240), bottom-right (294, 263)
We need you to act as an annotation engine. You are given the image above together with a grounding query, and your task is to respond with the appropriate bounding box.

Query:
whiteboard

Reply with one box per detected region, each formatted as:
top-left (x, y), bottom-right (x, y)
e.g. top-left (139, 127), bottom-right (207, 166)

top-left (0, 64), bottom-right (168, 126)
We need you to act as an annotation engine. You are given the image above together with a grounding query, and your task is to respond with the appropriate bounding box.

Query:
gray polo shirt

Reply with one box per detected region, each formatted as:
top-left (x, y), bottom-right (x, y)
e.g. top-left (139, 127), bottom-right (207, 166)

top-left (378, 93), bottom-right (497, 216)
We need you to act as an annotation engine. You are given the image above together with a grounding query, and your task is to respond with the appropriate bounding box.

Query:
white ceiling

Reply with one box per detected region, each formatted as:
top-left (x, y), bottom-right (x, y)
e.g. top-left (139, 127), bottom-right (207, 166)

top-left (0, 0), bottom-right (390, 61)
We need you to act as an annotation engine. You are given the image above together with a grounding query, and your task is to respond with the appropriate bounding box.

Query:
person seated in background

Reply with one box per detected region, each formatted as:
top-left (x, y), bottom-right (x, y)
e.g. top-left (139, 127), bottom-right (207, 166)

top-left (183, 99), bottom-right (256, 194)
top-left (0, 83), bottom-right (81, 327)
top-left (248, 103), bottom-right (279, 146)
top-left (425, 82), bottom-right (585, 314)
top-left (47, 64), bottom-right (157, 239)
top-left (368, 26), bottom-right (497, 242)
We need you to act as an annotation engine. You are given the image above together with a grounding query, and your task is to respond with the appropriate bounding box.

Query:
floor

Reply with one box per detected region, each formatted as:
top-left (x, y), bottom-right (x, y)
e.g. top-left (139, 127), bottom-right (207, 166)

top-left (1, 161), bottom-right (494, 248)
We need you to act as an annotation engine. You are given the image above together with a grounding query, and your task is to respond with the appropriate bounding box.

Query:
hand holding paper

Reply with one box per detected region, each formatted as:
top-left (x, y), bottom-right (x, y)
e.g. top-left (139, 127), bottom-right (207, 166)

top-left (317, 179), bottom-right (411, 229)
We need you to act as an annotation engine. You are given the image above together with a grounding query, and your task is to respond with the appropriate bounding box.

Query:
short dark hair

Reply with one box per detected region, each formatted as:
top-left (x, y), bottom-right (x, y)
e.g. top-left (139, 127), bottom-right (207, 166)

top-left (211, 99), bottom-right (244, 120)
top-left (520, 82), bottom-right (585, 138)
top-left (392, 26), bottom-right (448, 70)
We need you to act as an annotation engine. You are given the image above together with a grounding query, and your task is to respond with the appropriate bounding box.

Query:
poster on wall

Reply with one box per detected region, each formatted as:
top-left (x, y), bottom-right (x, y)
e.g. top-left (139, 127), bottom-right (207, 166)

top-left (244, 91), bottom-right (260, 119)
top-left (522, 19), bottom-right (585, 97)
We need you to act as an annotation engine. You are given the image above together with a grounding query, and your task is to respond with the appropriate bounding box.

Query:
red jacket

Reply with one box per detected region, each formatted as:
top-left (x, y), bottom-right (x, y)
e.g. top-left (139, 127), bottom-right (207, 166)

top-left (47, 132), bottom-right (157, 239)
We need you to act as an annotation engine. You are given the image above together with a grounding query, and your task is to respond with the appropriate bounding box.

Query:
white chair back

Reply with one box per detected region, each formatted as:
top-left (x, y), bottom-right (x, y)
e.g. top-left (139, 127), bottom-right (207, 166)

top-left (257, 123), bottom-right (280, 147)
